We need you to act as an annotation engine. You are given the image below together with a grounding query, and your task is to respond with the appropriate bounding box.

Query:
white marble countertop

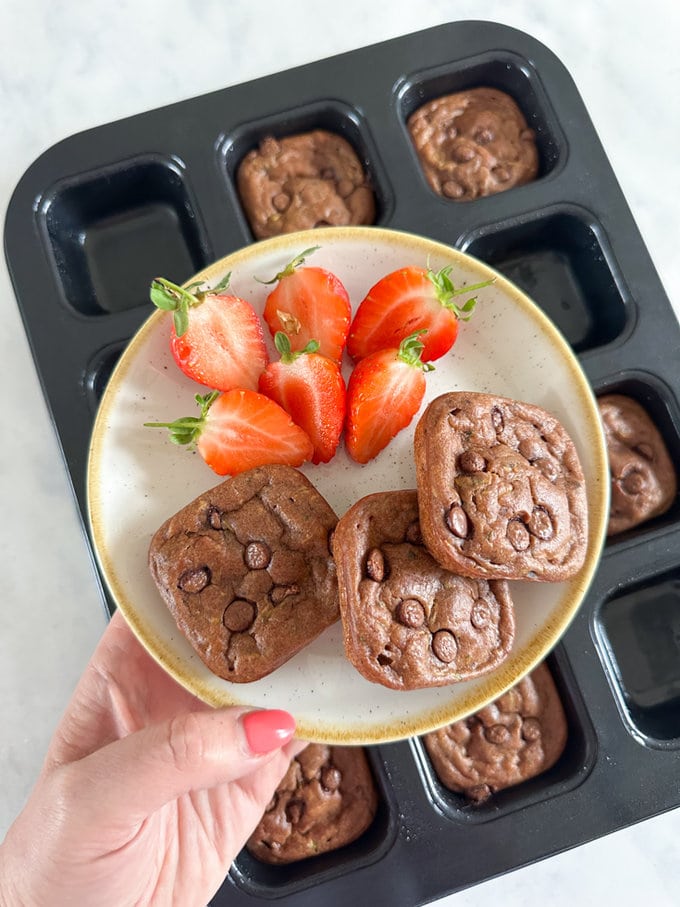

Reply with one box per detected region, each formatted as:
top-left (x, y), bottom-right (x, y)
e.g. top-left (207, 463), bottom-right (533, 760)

top-left (1, 1), bottom-right (679, 904)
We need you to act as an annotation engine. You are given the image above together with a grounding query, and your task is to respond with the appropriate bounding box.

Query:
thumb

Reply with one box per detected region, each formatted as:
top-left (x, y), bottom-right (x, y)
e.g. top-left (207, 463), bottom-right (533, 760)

top-left (60, 707), bottom-right (296, 827)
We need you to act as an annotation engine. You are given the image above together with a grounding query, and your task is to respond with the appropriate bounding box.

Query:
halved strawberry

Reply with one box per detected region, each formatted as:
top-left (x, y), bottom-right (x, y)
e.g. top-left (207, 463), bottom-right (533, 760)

top-left (347, 264), bottom-right (493, 362)
top-left (259, 332), bottom-right (346, 464)
top-left (260, 247), bottom-right (351, 363)
top-left (345, 331), bottom-right (434, 464)
top-left (150, 273), bottom-right (268, 392)
top-left (144, 389), bottom-right (313, 476)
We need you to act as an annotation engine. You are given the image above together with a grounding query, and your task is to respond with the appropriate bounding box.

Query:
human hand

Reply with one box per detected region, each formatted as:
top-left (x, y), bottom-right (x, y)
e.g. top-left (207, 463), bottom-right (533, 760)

top-left (0, 610), bottom-right (306, 907)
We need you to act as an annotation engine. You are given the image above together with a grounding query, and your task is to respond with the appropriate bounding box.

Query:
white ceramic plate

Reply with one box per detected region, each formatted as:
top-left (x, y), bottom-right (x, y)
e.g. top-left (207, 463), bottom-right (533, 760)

top-left (87, 226), bottom-right (608, 744)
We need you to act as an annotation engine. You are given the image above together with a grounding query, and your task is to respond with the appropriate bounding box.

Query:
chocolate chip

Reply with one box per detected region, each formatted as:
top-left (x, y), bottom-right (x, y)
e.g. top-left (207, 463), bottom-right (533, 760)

top-left (223, 599), bottom-right (256, 632)
top-left (244, 540), bottom-right (271, 570)
top-left (527, 506), bottom-right (554, 540)
top-left (507, 519), bottom-right (530, 551)
top-left (475, 127), bottom-right (495, 145)
top-left (432, 629), bottom-right (457, 663)
top-left (459, 450), bottom-right (486, 473)
top-left (452, 143), bottom-right (476, 163)
top-left (285, 799), bottom-right (305, 824)
top-left (491, 406), bottom-right (504, 432)
top-left (337, 179), bottom-right (354, 198)
top-left (442, 180), bottom-right (465, 198)
top-left (522, 717), bottom-right (542, 742)
top-left (404, 520), bottom-right (423, 545)
top-left (518, 438), bottom-right (543, 461)
top-left (470, 600), bottom-right (491, 629)
top-left (320, 766), bottom-right (342, 791)
top-left (270, 583), bottom-right (299, 604)
top-left (272, 192), bottom-right (290, 212)
top-left (497, 689), bottom-right (521, 713)
top-left (366, 548), bottom-right (387, 582)
top-left (178, 566), bottom-right (211, 593)
top-left (445, 504), bottom-right (470, 539)
top-left (621, 468), bottom-right (646, 495)
top-left (207, 506), bottom-right (222, 530)
top-left (534, 457), bottom-right (559, 482)
top-left (395, 598), bottom-right (426, 628)
top-left (485, 723), bottom-right (511, 744)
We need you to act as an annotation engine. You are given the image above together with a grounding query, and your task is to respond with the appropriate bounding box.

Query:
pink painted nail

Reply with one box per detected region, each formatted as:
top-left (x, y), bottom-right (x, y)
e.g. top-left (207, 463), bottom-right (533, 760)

top-left (242, 709), bottom-right (296, 755)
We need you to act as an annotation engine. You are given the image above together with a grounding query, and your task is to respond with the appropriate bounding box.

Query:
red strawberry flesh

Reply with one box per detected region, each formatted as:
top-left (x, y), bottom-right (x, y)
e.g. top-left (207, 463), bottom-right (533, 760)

top-left (263, 267), bottom-right (351, 363)
top-left (170, 292), bottom-right (268, 392)
top-left (145, 389), bottom-right (313, 476)
top-left (345, 332), bottom-right (430, 464)
top-left (347, 265), bottom-right (492, 362)
top-left (259, 335), bottom-right (346, 464)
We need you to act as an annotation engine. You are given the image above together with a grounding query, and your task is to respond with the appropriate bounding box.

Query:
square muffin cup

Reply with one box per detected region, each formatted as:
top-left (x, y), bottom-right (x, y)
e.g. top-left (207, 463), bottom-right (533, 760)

top-left (410, 647), bottom-right (597, 824)
top-left (38, 153), bottom-right (211, 316)
top-left (594, 372), bottom-right (680, 545)
top-left (595, 567), bottom-right (680, 747)
top-left (84, 341), bottom-right (129, 415)
top-left (396, 50), bottom-right (564, 200)
top-left (461, 204), bottom-right (631, 353)
top-left (229, 747), bottom-right (398, 900)
top-left (219, 99), bottom-right (394, 241)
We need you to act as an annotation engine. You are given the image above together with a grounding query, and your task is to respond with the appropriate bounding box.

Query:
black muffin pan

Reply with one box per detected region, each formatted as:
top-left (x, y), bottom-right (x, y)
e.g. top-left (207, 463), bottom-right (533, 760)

top-left (6, 20), bottom-right (680, 906)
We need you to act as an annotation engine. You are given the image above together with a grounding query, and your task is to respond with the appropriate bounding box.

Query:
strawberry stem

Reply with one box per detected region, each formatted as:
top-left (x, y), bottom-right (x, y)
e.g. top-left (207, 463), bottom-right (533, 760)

top-left (149, 273), bottom-right (232, 338)
top-left (397, 331), bottom-right (435, 372)
top-left (144, 391), bottom-right (219, 446)
top-left (257, 246), bottom-right (321, 284)
top-left (274, 331), bottom-right (320, 363)
top-left (426, 265), bottom-right (495, 322)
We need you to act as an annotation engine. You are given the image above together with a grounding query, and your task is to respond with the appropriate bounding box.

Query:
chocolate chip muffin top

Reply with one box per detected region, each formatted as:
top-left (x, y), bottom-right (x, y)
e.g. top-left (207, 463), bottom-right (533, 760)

top-left (333, 489), bottom-right (515, 690)
top-left (598, 394), bottom-right (677, 535)
top-left (236, 129), bottom-right (375, 239)
top-left (423, 661), bottom-right (568, 802)
top-left (246, 744), bottom-right (378, 864)
top-left (414, 391), bottom-right (588, 581)
top-left (148, 464), bottom-right (339, 683)
top-left (407, 87), bottom-right (539, 201)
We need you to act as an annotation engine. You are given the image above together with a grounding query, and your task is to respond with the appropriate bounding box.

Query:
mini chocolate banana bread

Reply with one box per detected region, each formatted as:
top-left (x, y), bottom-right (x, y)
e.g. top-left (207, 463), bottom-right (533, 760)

top-left (333, 489), bottom-right (515, 690)
top-left (246, 744), bottom-right (378, 864)
top-left (414, 391), bottom-right (588, 581)
top-left (236, 129), bottom-right (375, 239)
top-left (407, 87), bottom-right (539, 201)
top-left (423, 661), bottom-right (568, 802)
top-left (598, 394), bottom-right (677, 535)
top-left (148, 465), bottom-right (339, 683)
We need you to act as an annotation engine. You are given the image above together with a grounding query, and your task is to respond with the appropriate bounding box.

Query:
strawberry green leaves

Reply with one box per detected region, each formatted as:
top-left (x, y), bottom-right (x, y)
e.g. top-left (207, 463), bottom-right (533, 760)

top-left (150, 274), bottom-right (233, 337)
top-left (144, 391), bottom-right (219, 446)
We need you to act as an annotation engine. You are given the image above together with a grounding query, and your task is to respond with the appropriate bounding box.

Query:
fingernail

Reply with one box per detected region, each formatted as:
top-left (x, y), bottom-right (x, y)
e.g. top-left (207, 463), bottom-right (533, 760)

top-left (241, 709), bottom-right (296, 755)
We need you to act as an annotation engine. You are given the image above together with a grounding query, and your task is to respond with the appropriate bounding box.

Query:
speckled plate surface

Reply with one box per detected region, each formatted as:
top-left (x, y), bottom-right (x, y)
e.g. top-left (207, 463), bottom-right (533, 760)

top-left (87, 226), bottom-right (608, 744)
